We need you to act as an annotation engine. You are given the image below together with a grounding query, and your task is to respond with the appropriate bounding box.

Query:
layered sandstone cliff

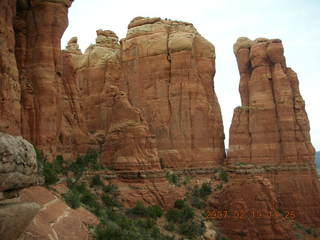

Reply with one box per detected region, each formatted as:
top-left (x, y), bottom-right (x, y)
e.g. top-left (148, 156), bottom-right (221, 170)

top-left (62, 18), bottom-right (225, 170)
top-left (120, 17), bottom-right (225, 169)
top-left (14, 0), bottom-right (93, 159)
top-left (228, 37), bottom-right (315, 165)
top-left (216, 38), bottom-right (320, 240)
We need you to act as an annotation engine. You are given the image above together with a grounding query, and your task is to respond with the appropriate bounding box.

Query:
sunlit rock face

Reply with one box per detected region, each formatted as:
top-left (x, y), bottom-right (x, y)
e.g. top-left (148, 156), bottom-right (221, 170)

top-left (120, 17), bottom-right (226, 169)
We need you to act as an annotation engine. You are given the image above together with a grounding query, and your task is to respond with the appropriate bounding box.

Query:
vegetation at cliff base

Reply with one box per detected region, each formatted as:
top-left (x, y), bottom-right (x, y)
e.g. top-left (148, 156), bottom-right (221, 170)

top-left (37, 150), bottom-right (176, 240)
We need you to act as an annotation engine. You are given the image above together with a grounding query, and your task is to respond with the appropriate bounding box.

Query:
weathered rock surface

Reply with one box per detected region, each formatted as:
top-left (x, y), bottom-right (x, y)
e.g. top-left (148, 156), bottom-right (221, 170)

top-left (219, 38), bottom-right (320, 240)
top-left (60, 37), bottom-right (95, 159)
top-left (0, 132), bottom-right (41, 240)
top-left (101, 86), bottom-right (161, 170)
top-left (0, 202), bottom-right (40, 240)
top-left (14, 0), bottom-right (74, 158)
top-left (76, 30), bottom-right (121, 133)
top-left (228, 37), bottom-right (314, 164)
top-left (19, 186), bottom-right (99, 240)
top-left (0, 132), bottom-right (40, 192)
top-left (115, 175), bottom-right (185, 208)
top-left (120, 17), bottom-right (225, 169)
top-left (0, 0), bottom-right (21, 135)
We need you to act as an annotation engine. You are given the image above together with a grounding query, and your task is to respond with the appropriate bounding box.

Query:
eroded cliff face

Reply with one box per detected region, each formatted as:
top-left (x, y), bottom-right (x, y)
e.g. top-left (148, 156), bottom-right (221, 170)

top-left (77, 30), bottom-right (121, 133)
top-left (215, 37), bottom-right (320, 240)
top-left (228, 37), bottom-right (315, 165)
top-left (0, 0), bottom-right (21, 135)
top-left (120, 17), bottom-right (225, 169)
top-left (14, 0), bottom-right (94, 159)
top-left (101, 86), bottom-right (161, 171)
top-left (1, 2), bottom-right (320, 238)
top-left (63, 18), bottom-right (225, 171)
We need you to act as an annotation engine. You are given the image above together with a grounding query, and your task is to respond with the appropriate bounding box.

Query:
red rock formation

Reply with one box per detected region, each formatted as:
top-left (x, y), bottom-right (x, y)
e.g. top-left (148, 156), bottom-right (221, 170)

top-left (0, 0), bottom-right (21, 135)
top-left (101, 86), bottom-right (161, 170)
top-left (219, 37), bottom-right (320, 240)
top-left (19, 186), bottom-right (99, 240)
top-left (120, 17), bottom-right (225, 169)
top-left (76, 30), bottom-right (121, 133)
top-left (229, 37), bottom-right (314, 164)
top-left (115, 175), bottom-right (185, 208)
top-left (60, 37), bottom-right (95, 159)
top-left (14, 0), bottom-right (73, 158)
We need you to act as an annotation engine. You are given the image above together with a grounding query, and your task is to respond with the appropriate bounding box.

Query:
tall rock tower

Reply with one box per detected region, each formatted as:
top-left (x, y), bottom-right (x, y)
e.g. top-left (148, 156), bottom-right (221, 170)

top-left (218, 37), bottom-right (320, 240)
top-left (120, 17), bottom-right (225, 169)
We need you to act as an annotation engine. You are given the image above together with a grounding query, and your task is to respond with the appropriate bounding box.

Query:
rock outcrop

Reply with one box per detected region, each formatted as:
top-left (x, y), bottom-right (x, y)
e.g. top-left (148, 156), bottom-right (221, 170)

top-left (0, 202), bottom-right (40, 240)
top-left (14, 0), bottom-right (76, 158)
top-left (0, 132), bottom-right (41, 240)
top-left (19, 186), bottom-right (99, 240)
top-left (229, 37), bottom-right (314, 164)
top-left (76, 30), bottom-right (121, 133)
top-left (101, 86), bottom-right (161, 170)
top-left (0, 0), bottom-right (21, 135)
top-left (0, 132), bottom-right (40, 193)
top-left (120, 17), bottom-right (225, 169)
top-left (218, 38), bottom-right (320, 240)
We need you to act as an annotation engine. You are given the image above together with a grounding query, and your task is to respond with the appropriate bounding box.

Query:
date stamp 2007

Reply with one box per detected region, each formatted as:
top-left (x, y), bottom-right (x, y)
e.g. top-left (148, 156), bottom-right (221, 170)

top-left (205, 209), bottom-right (296, 220)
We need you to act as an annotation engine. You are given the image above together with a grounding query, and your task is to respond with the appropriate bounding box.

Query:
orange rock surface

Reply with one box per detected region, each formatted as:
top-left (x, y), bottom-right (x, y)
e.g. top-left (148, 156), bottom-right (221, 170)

top-left (228, 37), bottom-right (315, 164)
top-left (19, 186), bottom-right (99, 240)
top-left (0, 0), bottom-right (21, 135)
top-left (218, 37), bottom-right (320, 240)
top-left (120, 17), bottom-right (225, 169)
top-left (14, 0), bottom-right (73, 158)
top-left (76, 30), bottom-right (121, 133)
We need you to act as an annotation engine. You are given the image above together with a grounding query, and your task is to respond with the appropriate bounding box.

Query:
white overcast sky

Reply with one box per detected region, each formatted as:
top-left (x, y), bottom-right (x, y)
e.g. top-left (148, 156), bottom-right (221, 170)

top-left (62, 0), bottom-right (320, 150)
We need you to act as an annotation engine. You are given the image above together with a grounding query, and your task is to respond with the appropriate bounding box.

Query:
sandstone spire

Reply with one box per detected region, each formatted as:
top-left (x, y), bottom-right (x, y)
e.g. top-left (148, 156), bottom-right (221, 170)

top-left (217, 37), bottom-right (320, 240)
top-left (228, 37), bottom-right (315, 165)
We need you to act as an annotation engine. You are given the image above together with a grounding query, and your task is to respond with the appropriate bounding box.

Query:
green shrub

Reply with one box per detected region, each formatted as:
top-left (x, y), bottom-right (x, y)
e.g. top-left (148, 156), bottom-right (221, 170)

top-left (54, 155), bottom-right (65, 174)
top-left (191, 196), bottom-right (206, 209)
top-left (131, 201), bottom-right (147, 217)
top-left (179, 221), bottom-right (204, 238)
top-left (64, 190), bottom-right (81, 209)
top-left (101, 193), bottom-right (121, 208)
top-left (80, 190), bottom-right (98, 206)
top-left (199, 183), bottom-right (212, 198)
top-left (91, 175), bottom-right (104, 187)
top-left (137, 218), bottom-right (156, 229)
top-left (174, 199), bottom-right (185, 209)
top-left (219, 170), bottom-right (228, 182)
top-left (165, 208), bottom-right (180, 223)
top-left (146, 205), bottom-right (163, 218)
top-left (95, 221), bottom-right (121, 240)
top-left (166, 172), bottom-right (180, 186)
top-left (180, 205), bottom-right (195, 221)
top-left (103, 184), bottom-right (118, 194)
top-left (164, 223), bottom-right (175, 232)
top-left (43, 161), bottom-right (59, 185)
